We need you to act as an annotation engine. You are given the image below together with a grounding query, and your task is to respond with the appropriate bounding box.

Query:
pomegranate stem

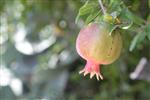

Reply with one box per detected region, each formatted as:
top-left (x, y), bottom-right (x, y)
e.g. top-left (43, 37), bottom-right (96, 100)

top-left (98, 0), bottom-right (106, 15)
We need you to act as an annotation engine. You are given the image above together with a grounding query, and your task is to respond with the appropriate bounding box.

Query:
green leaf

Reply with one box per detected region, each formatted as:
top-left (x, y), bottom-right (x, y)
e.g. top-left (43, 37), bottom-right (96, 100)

top-left (120, 21), bottom-right (133, 30)
top-left (126, 9), bottom-right (144, 25)
top-left (147, 32), bottom-right (150, 40)
top-left (129, 32), bottom-right (146, 51)
top-left (149, 0), bottom-right (150, 8)
top-left (111, 11), bottom-right (121, 19)
top-left (75, 0), bottom-right (99, 24)
top-left (144, 24), bottom-right (150, 40)
top-left (75, 14), bottom-right (80, 24)
top-left (108, 25), bottom-right (119, 35)
top-left (147, 14), bottom-right (150, 21)
top-left (79, 3), bottom-right (94, 16)
top-left (85, 10), bottom-right (100, 24)
top-left (121, 8), bottom-right (145, 25)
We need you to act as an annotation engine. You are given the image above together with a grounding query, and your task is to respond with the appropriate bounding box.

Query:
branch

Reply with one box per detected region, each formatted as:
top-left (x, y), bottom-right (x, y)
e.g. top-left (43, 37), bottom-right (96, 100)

top-left (98, 0), bottom-right (106, 15)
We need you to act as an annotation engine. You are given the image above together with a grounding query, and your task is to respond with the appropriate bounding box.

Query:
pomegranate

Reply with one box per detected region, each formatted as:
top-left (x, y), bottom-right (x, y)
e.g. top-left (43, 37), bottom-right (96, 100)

top-left (76, 23), bottom-right (122, 80)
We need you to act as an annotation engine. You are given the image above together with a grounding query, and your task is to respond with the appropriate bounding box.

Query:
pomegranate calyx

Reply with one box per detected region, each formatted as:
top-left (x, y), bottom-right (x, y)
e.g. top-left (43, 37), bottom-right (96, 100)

top-left (79, 61), bottom-right (103, 80)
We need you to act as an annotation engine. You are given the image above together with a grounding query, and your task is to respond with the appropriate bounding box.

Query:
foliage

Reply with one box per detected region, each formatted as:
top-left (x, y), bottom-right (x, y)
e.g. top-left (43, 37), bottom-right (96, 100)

top-left (76, 0), bottom-right (150, 51)
top-left (0, 0), bottom-right (150, 100)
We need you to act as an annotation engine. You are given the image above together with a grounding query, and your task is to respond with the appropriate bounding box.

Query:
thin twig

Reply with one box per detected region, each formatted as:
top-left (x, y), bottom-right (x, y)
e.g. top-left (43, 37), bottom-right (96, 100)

top-left (98, 0), bottom-right (106, 15)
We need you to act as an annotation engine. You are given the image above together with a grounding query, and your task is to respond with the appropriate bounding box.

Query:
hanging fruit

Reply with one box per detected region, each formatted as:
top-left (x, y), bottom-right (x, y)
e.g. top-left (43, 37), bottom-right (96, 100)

top-left (76, 22), bottom-right (122, 80)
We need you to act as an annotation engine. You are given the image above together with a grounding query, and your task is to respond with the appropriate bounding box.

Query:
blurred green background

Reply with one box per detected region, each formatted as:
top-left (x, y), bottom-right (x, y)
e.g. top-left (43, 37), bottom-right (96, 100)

top-left (0, 0), bottom-right (150, 100)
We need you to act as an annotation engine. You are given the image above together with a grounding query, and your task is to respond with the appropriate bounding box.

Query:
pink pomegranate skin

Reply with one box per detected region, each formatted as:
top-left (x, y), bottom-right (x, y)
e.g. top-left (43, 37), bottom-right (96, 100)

top-left (76, 23), bottom-right (122, 80)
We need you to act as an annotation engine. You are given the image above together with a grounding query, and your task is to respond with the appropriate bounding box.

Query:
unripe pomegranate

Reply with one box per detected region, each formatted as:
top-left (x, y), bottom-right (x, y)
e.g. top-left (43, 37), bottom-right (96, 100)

top-left (76, 23), bottom-right (122, 80)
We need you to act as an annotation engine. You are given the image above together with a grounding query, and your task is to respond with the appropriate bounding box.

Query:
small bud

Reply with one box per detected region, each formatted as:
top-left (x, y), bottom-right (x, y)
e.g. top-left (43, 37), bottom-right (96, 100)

top-left (103, 14), bottom-right (114, 23)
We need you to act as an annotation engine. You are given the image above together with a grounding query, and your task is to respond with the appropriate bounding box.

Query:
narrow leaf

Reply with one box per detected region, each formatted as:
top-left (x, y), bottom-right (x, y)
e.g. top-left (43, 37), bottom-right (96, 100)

top-left (78, 1), bottom-right (98, 16)
top-left (85, 11), bottom-right (100, 24)
top-left (109, 25), bottom-right (119, 35)
top-left (149, 0), bottom-right (150, 8)
top-left (111, 11), bottom-right (121, 19)
top-left (120, 21), bottom-right (133, 30)
top-left (75, 14), bottom-right (80, 24)
top-left (147, 32), bottom-right (150, 40)
top-left (75, 0), bottom-right (98, 24)
top-left (125, 9), bottom-right (144, 25)
top-left (129, 32), bottom-right (146, 51)
top-left (144, 24), bottom-right (150, 40)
